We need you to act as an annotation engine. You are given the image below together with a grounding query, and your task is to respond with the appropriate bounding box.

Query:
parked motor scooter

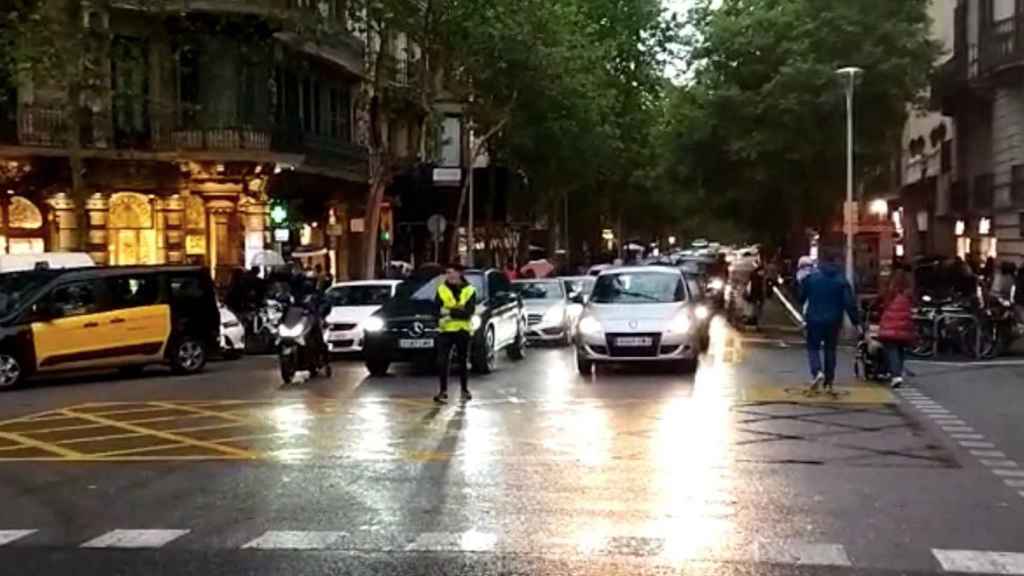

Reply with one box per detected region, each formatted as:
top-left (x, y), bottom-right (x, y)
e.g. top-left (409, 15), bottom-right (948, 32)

top-left (277, 296), bottom-right (332, 384)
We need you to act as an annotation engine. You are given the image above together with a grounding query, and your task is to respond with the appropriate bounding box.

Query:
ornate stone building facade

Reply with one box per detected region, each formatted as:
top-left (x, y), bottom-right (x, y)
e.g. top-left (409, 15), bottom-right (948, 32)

top-left (0, 0), bottom-right (368, 284)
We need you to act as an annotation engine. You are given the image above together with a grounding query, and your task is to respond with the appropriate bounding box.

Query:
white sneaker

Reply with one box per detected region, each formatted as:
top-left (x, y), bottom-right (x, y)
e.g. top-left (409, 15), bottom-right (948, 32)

top-left (808, 372), bottom-right (825, 391)
top-left (890, 377), bottom-right (903, 389)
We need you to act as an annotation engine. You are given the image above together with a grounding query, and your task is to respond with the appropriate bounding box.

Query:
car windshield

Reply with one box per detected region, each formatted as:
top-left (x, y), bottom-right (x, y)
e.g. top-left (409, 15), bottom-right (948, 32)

top-left (591, 272), bottom-right (686, 304)
top-left (326, 284), bottom-right (393, 307)
top-left (562, 278), bottom-right (595, 296)
top-left (401, 274), bottom-right (485, 301)
top-left (513, 281), bottom-right (564, 300)
top-left (0, 271), bottom-right (57, 318)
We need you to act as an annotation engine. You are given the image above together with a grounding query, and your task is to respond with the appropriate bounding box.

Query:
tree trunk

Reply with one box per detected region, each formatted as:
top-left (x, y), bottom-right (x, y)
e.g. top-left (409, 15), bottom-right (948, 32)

top-left (362, 167), bottom-right (387, 279)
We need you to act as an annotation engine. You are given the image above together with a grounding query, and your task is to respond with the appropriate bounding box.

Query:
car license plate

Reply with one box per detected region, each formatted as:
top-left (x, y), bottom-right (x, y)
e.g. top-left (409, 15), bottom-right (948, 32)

top-left (399, 338), bottom-right (434, 349)
top-left (330, 333), bottom-right (352, 342)
top-left (616, 336), bottom-right (653, 347)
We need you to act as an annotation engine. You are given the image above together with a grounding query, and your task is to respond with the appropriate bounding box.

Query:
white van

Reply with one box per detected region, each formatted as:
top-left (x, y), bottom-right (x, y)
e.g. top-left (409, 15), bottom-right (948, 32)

top-left (0, 253), bottom-right (96, 273)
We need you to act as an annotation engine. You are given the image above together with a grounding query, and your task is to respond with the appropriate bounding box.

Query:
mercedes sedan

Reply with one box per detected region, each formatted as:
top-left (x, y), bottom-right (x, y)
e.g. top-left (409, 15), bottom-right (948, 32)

top-left (575, 266), bottom-right (699, 374)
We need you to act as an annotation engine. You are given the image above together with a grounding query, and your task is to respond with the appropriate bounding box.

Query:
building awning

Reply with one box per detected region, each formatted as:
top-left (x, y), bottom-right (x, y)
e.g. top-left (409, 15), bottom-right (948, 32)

top-left (275, 32), bottom-right (365, 79)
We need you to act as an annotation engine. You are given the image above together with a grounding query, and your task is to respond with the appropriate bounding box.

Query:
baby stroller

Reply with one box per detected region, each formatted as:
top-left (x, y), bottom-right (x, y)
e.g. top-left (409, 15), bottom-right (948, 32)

top-left (854, 300), bottom-right (890, 382)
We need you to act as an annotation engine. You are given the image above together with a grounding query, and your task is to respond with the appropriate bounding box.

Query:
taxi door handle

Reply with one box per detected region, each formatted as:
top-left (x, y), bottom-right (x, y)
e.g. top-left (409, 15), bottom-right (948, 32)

top-left (110, 318), bottom-right (126, 324)
top-left (83, 322), bottom-right (99, 328)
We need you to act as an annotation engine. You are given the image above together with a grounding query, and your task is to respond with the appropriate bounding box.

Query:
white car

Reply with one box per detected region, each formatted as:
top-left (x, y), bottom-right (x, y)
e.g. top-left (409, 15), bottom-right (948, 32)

top-left (219, 305), bottom-right (245, 359)
top-left (513, 278), bottom-right (572, 345)
top-left (323, 280), bottom-right (401, 353)
top-left (575, 266), bottom-right (699, 374)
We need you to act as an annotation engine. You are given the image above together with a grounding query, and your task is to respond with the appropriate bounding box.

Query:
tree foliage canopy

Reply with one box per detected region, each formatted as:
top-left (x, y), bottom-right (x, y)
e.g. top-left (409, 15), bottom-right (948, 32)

top-left (658, 0), bottom-right (939, 246)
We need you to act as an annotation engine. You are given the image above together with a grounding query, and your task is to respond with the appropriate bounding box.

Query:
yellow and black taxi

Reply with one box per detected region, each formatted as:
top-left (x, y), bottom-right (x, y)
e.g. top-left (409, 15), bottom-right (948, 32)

top-left (0, 265), bottom-right (220, 389)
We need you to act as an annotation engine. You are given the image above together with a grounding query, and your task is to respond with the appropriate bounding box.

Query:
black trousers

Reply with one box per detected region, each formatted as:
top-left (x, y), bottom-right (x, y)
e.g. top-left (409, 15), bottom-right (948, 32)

top-left (437, 331), bottom-right (471, 393)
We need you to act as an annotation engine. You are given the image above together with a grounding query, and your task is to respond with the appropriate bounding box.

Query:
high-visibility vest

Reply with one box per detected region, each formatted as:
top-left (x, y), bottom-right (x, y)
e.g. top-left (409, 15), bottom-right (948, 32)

top-left (437, 283), bottom-right (475, 333)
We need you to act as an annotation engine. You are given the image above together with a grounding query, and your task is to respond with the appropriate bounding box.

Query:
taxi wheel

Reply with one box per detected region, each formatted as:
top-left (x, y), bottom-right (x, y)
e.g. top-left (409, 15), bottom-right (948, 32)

top-left (0, 354), bottom-right (24, 390)
top-left (472, 327), bottom-right (496, 374)
top-left (506, 322), bottom-right (527, 361)
top-left (171, 338), bottom-right (207, 375)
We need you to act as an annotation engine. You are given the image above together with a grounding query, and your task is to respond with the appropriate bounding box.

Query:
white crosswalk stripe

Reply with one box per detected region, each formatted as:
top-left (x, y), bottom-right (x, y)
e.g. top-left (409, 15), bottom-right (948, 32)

top-left (933, 549), bottom-right (1024, 574)
top-left (0, 530), bottom-right (36, 546)
top-left (80, 529), bottom-right (189, 549)
top-left (755, 542), bottom-right (851, 566)
top-left (242, 531), bottom-right (350, 550)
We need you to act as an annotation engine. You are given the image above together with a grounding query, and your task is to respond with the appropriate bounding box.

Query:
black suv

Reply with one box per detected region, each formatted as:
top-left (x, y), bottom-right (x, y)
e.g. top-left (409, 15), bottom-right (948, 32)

top-left (362, 267), bottom-right (527, 376)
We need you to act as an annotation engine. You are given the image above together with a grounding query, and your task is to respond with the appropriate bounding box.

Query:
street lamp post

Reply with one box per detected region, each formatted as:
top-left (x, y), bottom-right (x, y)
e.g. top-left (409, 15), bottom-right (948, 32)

top-left (836, 66), bottom-right (863, 289)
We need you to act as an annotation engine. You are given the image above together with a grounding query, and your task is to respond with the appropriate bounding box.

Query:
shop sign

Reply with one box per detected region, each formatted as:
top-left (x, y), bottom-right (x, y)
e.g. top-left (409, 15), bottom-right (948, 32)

top-left (274, 228), bottom-right (290, 242)
top-left (350, 218), bottom-right (365, 233)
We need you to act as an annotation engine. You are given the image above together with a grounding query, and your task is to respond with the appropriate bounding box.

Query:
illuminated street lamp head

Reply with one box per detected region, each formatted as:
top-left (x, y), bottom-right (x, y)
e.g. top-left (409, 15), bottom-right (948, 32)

top-left (868, 198), bottom-right (888, 217)
top-left (835, 66), bottom-right (864, 93)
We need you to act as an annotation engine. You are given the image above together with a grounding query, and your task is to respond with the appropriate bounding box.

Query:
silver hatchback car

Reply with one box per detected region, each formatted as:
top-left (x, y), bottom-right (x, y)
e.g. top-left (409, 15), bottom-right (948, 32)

top-left (575, 266), bottom-right (699, 374)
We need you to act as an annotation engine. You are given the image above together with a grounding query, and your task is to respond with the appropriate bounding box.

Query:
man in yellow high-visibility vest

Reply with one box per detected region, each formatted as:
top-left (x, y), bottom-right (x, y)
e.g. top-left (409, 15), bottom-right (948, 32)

top-left (434, 263), bottom-right (477, 403)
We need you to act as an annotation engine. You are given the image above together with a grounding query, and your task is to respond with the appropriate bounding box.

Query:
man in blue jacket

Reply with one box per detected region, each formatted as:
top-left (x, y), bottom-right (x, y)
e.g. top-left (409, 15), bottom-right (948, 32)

top-left (798, 253), bottom-right (861, 391)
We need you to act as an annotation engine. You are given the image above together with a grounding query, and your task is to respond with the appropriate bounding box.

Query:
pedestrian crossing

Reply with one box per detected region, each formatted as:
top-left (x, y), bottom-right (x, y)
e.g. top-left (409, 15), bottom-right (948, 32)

top-left (2, 528), bottom-right (1024, 573)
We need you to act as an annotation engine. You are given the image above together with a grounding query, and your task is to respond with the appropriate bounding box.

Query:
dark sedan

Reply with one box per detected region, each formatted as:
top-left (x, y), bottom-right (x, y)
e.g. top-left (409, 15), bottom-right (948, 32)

top-left (362, 267), bottom-right (527, 376)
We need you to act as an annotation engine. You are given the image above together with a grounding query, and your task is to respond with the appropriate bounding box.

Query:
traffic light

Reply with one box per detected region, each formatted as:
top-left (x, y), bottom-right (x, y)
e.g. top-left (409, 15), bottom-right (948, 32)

top-left (269, 201), bottom-right (288, 226)
top-left (379, 203), bottom-right (393, 244)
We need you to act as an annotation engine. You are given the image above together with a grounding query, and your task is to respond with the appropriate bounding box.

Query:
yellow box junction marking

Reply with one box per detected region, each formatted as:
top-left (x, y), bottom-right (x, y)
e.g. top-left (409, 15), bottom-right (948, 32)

top-left (0, 399), bottom-right (459, 462)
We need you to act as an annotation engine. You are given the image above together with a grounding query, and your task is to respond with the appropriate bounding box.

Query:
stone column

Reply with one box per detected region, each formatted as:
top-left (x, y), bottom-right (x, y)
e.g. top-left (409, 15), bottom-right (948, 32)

top-left (46, 193), bottom-right (78, 252)
top-left (991, 84), bottom-right (1024, 260)
top-left (240, 199), bottom-right (268, 270)
top-left (85, 193), bottom-right (109, 265)
top-left (163, 194), bottom-right (185, 264)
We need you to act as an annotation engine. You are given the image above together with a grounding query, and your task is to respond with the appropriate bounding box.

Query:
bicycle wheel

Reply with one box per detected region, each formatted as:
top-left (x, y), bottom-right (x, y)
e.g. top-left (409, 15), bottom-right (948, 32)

top-left (908, 319), bottom-right (936, 358)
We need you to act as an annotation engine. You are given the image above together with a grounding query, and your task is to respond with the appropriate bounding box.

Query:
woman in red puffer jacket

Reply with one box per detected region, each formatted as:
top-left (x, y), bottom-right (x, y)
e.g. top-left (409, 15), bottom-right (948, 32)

top-left (877, 268), bottom-right (915, 388)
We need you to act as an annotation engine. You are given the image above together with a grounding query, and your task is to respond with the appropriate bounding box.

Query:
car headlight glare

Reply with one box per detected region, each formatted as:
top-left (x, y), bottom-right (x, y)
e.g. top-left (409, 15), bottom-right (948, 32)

top-left (361, 316), bottom-right (385, 332)
top-left (542, 304), bottom-right (565, 325)
top-left (708, 278), bottom-right (725, 291)
top-left (578, 316), bottom-right (603, 336)
top-left (470, 315), bottom-right (482, 331)
top-left (694, 305), bottom-right (710, 320)
top-left (667, 313), bottom-right (692, 334)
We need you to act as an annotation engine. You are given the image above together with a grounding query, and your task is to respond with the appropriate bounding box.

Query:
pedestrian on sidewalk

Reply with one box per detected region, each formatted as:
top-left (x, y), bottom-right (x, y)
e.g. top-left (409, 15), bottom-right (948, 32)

top-left (877, 267), bottom-right (915, 389)
top-left (434, 263), bottom-right (477, 403)
top-left (798, 252), bottom-right (860, 392)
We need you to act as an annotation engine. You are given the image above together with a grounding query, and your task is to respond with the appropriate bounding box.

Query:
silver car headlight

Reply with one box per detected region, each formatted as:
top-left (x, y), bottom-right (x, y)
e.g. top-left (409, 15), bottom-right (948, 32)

top-left (578, 316), bottom-right (603, 336)
top-left (542, 304), bottom-right (565, 325)
top-left (694, 305), bottom-right (710, 320)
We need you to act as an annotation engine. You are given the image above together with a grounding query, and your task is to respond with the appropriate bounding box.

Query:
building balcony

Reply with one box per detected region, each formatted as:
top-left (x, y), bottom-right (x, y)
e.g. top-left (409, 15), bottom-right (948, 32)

top-left (5, 105), bottom-right (368, 180)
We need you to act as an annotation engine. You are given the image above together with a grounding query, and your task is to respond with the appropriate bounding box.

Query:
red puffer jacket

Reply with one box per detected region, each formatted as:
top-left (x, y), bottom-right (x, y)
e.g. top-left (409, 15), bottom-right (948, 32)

top-left (878, 292), bottom-right (915, 343)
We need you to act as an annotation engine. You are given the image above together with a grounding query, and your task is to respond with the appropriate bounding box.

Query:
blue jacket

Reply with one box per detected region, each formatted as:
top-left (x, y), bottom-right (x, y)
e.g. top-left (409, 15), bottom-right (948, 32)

top-left (798, 263), bottom-right (860, 327)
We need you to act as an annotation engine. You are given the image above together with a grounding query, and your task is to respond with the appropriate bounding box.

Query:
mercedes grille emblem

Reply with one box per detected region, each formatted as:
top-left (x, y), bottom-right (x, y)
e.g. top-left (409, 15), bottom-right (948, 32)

top-left (410, 321), bottom-right (425, 336)
top-left (628, 320), bottom-right (638, 329)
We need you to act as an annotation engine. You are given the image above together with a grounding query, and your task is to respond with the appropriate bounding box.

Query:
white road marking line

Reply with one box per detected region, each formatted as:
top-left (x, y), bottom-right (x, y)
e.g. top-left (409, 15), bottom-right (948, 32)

top-left (0, 530), bottom-right (36, 546)
top-left (1005, 479), bottom-right (1024, 488)
top-left (755, 542), bottom-right (851, 567)
top-left (242, 531), bottom-right (349, 550)
top-left (994, 469), bottom-right (1024, 477)
top-left (933, 549), bottom-right (1024, 574)
top-left (406, 530), bottom-right (497, 552)
top-left (952, 433), bottom-right (986, 440)
top-left (981, 460), bottom-right (1018, 468)
top-left (80, 529), bottom-right (189, 549)
top-left (941, 426), bottom-right (975, 432)
top-left (960, 441), bottom-right (996, 448)
top-left (971, 450), bottom-right (1006, 458)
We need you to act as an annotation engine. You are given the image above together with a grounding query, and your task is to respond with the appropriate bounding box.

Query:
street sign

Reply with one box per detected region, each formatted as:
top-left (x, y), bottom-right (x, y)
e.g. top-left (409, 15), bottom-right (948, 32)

top-left (427, 214), bottom-right (447, 239)
top-left (432, 167), bottom-right (462, 186)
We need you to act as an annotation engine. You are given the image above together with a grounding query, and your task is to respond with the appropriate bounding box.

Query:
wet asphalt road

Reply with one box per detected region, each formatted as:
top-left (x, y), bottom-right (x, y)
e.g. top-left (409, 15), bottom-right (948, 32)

top-left (1, 323), bottom-right (1023, 575)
